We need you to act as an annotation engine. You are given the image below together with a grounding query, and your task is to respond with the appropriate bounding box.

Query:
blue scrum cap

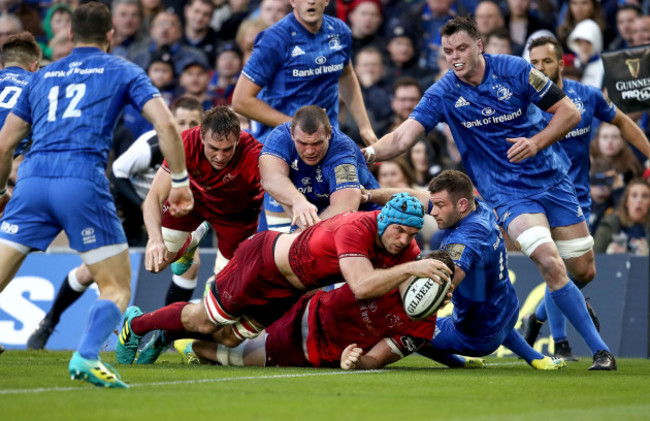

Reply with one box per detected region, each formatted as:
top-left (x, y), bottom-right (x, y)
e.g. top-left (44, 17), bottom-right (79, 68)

top-left (377, 192), bottom-right (425, 237)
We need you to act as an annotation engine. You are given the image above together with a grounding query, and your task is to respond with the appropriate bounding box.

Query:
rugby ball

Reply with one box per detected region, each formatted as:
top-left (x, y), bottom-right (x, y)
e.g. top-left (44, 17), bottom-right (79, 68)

top-left (402, 276), bottom-right (451, 320)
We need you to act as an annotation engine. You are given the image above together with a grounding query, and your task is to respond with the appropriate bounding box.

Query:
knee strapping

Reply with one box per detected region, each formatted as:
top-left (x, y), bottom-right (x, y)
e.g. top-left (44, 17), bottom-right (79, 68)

top-left (555, 236), bottom-right (594, 259)
top-left (232, 316), bottom-right (263, 340)
top-left (202, 290), bottom-right (238, 325)
top-left (515, 226), bottom-right (553, 257)
top-left (216, 342), bottom-right (246, 366)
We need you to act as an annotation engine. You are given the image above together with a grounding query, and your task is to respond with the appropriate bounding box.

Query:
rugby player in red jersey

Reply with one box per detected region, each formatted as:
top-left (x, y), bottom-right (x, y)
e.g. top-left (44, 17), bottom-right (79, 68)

top-left (175, 250), bottom-right (458, 369)
top-left (116, 193), bottom-right (453, 364)
top-left (143, 105), bottom-right (264, 276)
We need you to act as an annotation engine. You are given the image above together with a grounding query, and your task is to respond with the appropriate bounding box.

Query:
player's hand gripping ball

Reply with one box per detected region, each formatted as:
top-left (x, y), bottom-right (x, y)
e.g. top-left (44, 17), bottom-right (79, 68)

top-left (402, 275), bottom-right (451, 320)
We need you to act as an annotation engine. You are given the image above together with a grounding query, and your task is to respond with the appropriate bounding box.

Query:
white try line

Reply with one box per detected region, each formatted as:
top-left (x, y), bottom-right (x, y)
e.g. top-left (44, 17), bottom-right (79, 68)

top-left (0, 369), bottom-right (389, 395)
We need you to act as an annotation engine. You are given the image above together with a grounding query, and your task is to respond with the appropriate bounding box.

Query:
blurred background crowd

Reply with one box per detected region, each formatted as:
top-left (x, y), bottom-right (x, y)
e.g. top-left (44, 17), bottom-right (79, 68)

top-left (1, 0), bottom-right (649, 254)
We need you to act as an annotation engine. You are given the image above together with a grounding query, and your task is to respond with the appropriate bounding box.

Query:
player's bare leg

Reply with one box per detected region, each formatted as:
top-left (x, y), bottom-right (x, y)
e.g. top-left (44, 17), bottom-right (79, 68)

top-left (0, 242), bottom-right (29, 292)
top-left (508, 214), bottom-right (615, 370)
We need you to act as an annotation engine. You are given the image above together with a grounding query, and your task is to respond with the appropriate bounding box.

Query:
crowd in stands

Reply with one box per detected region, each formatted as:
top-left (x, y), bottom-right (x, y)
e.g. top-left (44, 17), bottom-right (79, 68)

top-left (1, 0), bottom-right (649, 254)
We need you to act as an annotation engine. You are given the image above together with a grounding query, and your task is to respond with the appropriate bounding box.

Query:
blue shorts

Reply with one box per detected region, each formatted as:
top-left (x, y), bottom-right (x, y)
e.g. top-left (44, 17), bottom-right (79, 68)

top-left (495, 177), bottom-right (585, 231)
top-left (263, 192), bottom-right (284, 213)
top-left (0, 177), bottom-right (126, 252)
top-left (430, 311), bottom-right (518, 356)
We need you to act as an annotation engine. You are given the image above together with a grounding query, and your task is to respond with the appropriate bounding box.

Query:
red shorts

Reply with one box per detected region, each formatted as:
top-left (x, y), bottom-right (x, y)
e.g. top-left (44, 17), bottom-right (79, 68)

top-left (264, 293), bottom-right (314, 367)
top-left (206, 230), bottom-right (304, 327)
top-left (161, 200), bottom-right (257, 259)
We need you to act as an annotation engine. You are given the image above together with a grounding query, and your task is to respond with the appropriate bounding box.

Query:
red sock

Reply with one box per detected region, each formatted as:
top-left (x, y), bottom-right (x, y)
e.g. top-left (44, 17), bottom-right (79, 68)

top-left (131, 302), bottom-right (188, 335)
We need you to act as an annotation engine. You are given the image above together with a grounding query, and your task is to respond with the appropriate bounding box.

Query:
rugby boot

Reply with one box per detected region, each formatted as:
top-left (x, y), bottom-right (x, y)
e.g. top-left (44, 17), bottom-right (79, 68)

top-left (171, 221), bottom-right (210, 276)
top-left (69, 352), bottom-right (128, 388)
top-left (589, 350), bottom-right (617, 371)
top-left (136, 330), bottom-right (170, 364)
top-left (521, 313), bottom-right (544, 346)
top-left (116, 306), bottom-right (144, 364)
top-left (26, 316), bottom-right (56, 350)
top-left (553, 340), bottom-right (579, 362)
top-left (531, 356), bottom-right (566, 370)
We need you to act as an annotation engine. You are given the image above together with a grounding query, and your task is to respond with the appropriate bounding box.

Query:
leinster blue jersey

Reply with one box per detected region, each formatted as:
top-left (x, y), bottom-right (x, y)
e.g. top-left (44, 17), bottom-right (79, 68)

top-left (0, 66), bottom-right (32, 156)
top-left (261, 123), bottom-right (380, 212)
top-left (439, 199), bottom-right (519, 338)
top-left (12, 47), bottom-right (160, 181)
top-left (242, 13), bottom-right (351, 142)
top-left (411, 54), bottom-right (568, 208)
top-left (543, 79), bottom-right (616, 213)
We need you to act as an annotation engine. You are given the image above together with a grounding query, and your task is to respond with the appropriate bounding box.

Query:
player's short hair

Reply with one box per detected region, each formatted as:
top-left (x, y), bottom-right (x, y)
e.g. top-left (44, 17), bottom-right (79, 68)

top-left (441, 16), bottom-right (481, 41)
top-left (201, 106), bottom-right (240, 140)
top-left (486, 27), bottom-right (511, 43)
top-left (188, 0), bottom-right (215, 9)
top-left (0, 32), bottom-right (41, 68)
top-left (170, 96), bottom-right (203, 115)
top-left (617, 4), bottom-right (642, 16)
top-left (291, 105), bottom-right (332, 136)
top-left (425, 249), bottom-right (456, 278)
top-left (529, 36), bottom-right (563, 61)
top-left (428, 170), bottom-right (475, 204)
top-left (393, 76), bottom-right (422, 96)
top-left (72, 2), bottom-right (113, 46)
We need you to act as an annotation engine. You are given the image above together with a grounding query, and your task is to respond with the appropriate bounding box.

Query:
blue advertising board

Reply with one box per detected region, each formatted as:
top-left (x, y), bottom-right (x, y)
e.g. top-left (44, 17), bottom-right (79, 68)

top-left (0, 252), bottom-right (141, 351)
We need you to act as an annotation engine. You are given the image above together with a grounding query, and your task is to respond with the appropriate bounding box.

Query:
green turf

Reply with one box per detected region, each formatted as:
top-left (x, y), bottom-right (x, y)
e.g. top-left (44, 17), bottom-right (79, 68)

top-left (1, 351), bottom-right (648, 421)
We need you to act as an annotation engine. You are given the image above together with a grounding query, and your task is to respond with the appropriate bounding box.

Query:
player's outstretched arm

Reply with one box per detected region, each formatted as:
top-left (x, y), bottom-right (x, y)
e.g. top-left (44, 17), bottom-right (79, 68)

top-left (141, 97), bottom-right (193, 216)
top-left (259, 154), bottom-right (320, 228)
top-left (142, 167), bottom-right (172, 272)
top-left (507, 96), bottom-right (580, 163)
top-left (612, 109), bottom-right (650, 159)
top-left (340, 340), bottom-right (402, 370)
top-left (318, 188), bottom-right (361, 221)
top-left (232, 77), bottom-right (292, 128)
top-left (339, 63), bottom-right (377, 146)
top-left (0, 114), bottom-right (30, 213)
top-left (364, 187), bottom-right (429, 209)
top-left (340, 257), bottom-right (452, 300)
top-left (363, 119), bottom-right (425, 164)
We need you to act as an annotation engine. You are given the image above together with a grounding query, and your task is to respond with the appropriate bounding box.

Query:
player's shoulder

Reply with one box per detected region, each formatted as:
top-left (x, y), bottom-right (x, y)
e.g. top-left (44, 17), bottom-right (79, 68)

top-left (323, 14), bottom-right (351, 35)
top-left (424, 72), bottom-right (454, 97)
top-left (487, 53), bottom-right (529, 71)
top-left (453, 200), bottom-right (494, 238)
top-left (327, 128), bottom-right (357, 157)
top-left (240, 130), bottom-right (263, 152)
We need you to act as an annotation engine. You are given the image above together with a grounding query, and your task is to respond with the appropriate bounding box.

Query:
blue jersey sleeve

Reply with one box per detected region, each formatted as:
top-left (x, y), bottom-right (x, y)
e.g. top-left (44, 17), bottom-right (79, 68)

top-left (518, 59), bottom-right (554, 106)
top-left (260, 123), bottom-right (293, 163)
top-left (410, 82), bottom-right (445, 134)
top-left (443, 224), bottom-right (485, 275)
top-left (592, 88), bottom-right (617, 123)
top-left (241, 29), bottom-right (284, 88)
top-left (126, 66), bottom-right (161, 112)
top-left (323, 141), bottom-right (360, 193)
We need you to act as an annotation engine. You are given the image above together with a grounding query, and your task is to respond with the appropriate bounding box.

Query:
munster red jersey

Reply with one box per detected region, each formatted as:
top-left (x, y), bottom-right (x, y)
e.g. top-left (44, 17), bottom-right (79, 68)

top-left (162, 127), bottom-right (264, 221)
top-left (304, 285), bottom-right (436, 367)
top-left (288, 211), bottom-right (420, 289)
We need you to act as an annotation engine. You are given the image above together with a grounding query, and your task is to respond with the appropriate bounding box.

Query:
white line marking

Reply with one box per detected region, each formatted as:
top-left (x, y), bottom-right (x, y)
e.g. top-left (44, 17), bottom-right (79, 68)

top-left (0, 369), bottom-right (389, 395)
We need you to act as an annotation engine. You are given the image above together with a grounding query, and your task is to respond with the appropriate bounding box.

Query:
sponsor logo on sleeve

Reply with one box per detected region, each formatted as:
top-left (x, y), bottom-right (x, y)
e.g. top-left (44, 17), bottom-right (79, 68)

top-left (334, 164), bottom-right (358, 184)
top-left (446, 243), bottom-right (466, 261)
top-left (528, 68), bottom-right (548, 92)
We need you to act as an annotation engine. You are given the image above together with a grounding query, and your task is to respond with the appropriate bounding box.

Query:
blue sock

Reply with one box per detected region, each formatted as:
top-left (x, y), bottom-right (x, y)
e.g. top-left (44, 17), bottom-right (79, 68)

top-left (502, 328), bottom-right (544, 364)
top-left (77, 299), bottom-right (122, 360)
top-left (544, 286), bottom-right (567, 342)
top-left (550, 282), bottom-right (609, 355)
top-left (534, 299), bottom-right (547, 322)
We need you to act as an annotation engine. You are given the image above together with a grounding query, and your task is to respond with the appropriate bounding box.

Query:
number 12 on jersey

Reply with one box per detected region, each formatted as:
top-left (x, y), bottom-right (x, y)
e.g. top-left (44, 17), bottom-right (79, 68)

top-left (47, 83), bottom-right (86, 122)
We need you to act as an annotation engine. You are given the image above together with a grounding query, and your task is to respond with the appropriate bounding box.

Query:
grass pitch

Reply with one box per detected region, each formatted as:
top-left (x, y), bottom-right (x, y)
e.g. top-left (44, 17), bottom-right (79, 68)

top-left (1, 350), bottom-right (649, 421)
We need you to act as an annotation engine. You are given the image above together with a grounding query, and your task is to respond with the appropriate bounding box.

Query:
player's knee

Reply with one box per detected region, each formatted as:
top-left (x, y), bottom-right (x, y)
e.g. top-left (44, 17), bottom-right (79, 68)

top-left (182, 303), bottom-right (218, 334)
top-left (515, 226), bottom-right (553, 257)
top-left (161, 227), bottom-right (191, 253)
top-left (215, 341), bottom-right (246, 365)
top-left (76, 264), bottom-right (94, 286)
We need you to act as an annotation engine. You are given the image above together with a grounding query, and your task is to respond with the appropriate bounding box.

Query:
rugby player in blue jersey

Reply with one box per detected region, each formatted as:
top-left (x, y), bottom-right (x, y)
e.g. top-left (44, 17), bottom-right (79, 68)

top-left (0, 33), bottom-right (40, 160)
top-left (367, 16), bottom-right (616, 370)
top-left (232, 0), bottom-right (377, 232)
top-left (364, 171), bottom-right (566, 370)
top-left (522, 36), bottom-right (650, 360)
top-left (0, 2), bottom-right (193, 387)
top-left (260, 105), bottom-right (379, 230)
